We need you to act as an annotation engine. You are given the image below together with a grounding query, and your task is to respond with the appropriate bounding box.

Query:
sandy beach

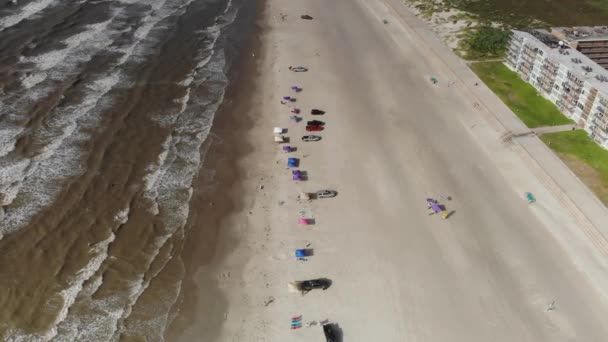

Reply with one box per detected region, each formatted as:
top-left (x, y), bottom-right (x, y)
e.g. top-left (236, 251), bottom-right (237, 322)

top-left (174, 0), bottom-right (608, 341)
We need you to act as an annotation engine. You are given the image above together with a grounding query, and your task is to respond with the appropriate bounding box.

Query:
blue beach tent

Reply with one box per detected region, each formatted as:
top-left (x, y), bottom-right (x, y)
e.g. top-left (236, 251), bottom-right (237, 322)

top-left (287, 158), bottom-right (299, 167)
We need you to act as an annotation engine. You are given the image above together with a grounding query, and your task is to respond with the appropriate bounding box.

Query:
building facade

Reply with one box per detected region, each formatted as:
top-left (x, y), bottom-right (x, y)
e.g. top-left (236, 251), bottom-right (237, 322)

top-left (504, 30), bottom-right (608, 149)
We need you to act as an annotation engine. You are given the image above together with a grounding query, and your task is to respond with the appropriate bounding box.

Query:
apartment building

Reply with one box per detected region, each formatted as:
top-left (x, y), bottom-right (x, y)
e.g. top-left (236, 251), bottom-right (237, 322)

top-left (551, 26), bottom-right (608, 69)
top-left (505, 29), bottom-right (608, 149)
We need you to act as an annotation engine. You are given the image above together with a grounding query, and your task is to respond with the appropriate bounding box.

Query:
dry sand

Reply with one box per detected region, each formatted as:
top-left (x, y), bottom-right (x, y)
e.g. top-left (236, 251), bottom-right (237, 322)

top-left (176, 0), bottom-right (608, 341)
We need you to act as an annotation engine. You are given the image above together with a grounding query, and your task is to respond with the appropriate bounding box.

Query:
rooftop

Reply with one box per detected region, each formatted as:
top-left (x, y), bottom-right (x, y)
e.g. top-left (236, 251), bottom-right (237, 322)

top-left (552, 26), bottom-right (608, 42)
top-left (513, 30), bottom-right (608, 91)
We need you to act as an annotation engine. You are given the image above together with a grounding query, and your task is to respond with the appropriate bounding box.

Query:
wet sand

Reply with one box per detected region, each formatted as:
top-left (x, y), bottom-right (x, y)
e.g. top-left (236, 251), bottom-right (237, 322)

top-left (165, 9), bottom-right (264, 340)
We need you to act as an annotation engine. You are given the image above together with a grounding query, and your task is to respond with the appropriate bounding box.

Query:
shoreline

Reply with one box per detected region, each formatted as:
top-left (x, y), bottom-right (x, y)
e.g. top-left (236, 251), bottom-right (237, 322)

top-left (165, 1), bottom-right (265, 339)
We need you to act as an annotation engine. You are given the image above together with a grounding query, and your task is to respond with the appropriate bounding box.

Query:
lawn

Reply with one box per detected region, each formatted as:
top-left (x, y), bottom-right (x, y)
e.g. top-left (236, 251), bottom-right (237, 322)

top-left (471, 62), bottom-right (573, 128)
top-left (541, 130), bottom-right (608, 206)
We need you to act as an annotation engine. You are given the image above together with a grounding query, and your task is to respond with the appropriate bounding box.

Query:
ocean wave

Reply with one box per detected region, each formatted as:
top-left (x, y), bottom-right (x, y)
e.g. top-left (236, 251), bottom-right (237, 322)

top-left (1, 72), bottom-right (121, 234)
top-left (0, 0), bottom-right (198, 234)
top-left (1, 0), bottom-right (245, 340)
top-left (0, 0), bottom-right (57, 31)
top-left (24, 19), bottom-right (114, 72)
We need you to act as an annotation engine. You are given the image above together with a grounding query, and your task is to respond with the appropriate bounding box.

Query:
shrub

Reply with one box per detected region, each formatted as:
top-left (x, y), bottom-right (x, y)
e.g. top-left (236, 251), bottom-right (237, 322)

top-left (463, 26), bottom-right (511, 59)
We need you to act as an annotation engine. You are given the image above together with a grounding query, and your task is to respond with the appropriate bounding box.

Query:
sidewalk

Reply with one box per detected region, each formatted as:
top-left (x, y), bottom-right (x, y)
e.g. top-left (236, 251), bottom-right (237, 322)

top-left (383, 0), bottom-right (608, 252)
top-left (533, 124), bottom-right (577, 135)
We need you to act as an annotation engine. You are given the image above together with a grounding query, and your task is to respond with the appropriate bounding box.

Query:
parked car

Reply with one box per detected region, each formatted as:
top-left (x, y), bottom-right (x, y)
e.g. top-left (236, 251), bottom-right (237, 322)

top-left (300, 278), bottom-right (332, 293)
top-left (322, 323), bottom-right (340, 342)
top-left (311, 109), bottom-right (325, 115)
top-left (306, 120), bottom-right (325, 126)
top-left (306, 125), bottom-right (324, 132)
top-left (301, 135), bottom-right (322, 142)
top-left (316, 190), bottom-right (337, 198)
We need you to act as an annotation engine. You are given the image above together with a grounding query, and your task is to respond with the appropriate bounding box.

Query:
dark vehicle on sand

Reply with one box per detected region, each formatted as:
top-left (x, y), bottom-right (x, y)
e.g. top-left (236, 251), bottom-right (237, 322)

top-left (302, 135), bottom-right (322, 142)
top-left (316, 190), bottom-right (337, 198)
top-left (306, 125), bottom-right (324, 132)
top-left (290, 278), bottom-right (332, 295)
top-left (306, 120), bottom-right (325, 126)
top-left (300, 278), bottom-right (331, 293)
top-left (323, 323), bottom-right (341, 342)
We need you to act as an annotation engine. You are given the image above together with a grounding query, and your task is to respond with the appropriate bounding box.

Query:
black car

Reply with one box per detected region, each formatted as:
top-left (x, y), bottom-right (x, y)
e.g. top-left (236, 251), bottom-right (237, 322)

top-left (302, 135), bottom-right (322, 142)
top-left (300, 278), bottom-right (332, 293)
top-left (316, 190), bottom-right (337, 198)
top-left (306, 120), bottom-right (325, 126)
top-left (311, 109), bottom-right (325, 115)
top-left (323, 323), bottom-right (340, 342)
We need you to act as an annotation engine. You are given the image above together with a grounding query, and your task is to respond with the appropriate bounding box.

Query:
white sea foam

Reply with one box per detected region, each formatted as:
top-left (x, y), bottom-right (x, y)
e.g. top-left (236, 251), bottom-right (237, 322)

top-left (48, 232), bottom-right (116, 340)
top-left (0, 0), bottom-right (57, 31)
top-left (114, 207), bottom-right (130, 224)
top-left (178, 76), bottom-right (193, 87)
top-left (0, 72), bottom-right (121, 230)
top-left (24, 19), bottom-right (114, 71)
top-left (223, 0), bottom-right (233, 14)
top-left (6, 231), bottom-right (116, 342)
top-left (20, 72), bottom-right (47, 88)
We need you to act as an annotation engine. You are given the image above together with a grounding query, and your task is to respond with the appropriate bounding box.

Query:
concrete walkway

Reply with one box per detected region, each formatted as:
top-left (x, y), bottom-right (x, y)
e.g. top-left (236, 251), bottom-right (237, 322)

top-left (465, 58), bottom-right (504, 63)
top-left (533, 124), bottom-right (577, 135)
top-left (384, 0), bottom-right (608, 258)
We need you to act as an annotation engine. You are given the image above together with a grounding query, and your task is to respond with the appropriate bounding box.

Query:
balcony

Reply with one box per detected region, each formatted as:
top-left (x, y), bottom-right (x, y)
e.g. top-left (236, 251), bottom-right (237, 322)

top-left (520, 55), bottom-right (535, 66)
top-left (508, 43), bottom-right (520, 52)
top-left (522, 50), bottom-right (537, 60)
top-left (541, 65), bottom-right (558, 75)
top-left (564, 80), bottom-right (583, 92)
top-left (594, 113), bottom-right (608, 126)
top-left (541, 84), bottom-right (554, 94)
top-left (567, 73), bottom-right (584, 86)
top-left (591, 125), bottom-right (608, 139)
top-left (540, 68), bottom-right (557, 79)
